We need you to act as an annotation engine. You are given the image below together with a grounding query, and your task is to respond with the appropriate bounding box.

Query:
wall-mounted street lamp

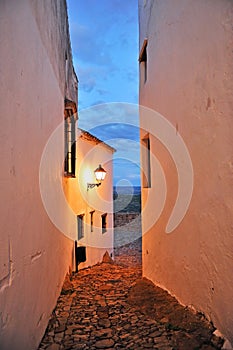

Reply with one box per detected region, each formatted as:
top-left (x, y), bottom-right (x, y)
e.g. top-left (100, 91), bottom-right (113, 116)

top-left (87, 164), bottom-right (106, 191)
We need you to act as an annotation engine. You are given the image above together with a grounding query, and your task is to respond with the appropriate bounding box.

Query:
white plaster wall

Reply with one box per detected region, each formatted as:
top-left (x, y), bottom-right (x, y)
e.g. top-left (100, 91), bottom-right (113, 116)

top-left (139, 0), bottom-right (233, 345)
top-left (63, 132), bottom-right (114, 270)
top-left (0, 1), bottom-right (76, 349)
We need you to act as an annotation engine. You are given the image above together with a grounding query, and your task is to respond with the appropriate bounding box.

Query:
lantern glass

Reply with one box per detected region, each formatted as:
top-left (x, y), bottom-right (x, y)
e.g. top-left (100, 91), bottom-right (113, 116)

top-left (94, 164), bottom-right (106, 181)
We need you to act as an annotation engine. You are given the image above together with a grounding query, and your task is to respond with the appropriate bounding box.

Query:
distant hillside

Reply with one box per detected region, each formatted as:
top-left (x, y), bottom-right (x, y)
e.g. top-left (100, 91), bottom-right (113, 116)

top-left (113, 187), bottom-right (141, 213)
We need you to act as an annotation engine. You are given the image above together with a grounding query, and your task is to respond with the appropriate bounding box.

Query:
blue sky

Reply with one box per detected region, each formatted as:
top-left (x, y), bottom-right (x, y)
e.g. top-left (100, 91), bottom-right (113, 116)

top-left (67, 0), bottom-right (140, 186)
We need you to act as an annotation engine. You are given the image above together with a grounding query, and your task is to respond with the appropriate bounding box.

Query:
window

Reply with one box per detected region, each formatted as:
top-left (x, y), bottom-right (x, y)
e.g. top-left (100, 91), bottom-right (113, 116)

top-left (139, 39), bottom-right (148, 83)
top-left (142, 135), bottom-right (151, 188)
top-left (90, 210), bottom-right (95, 232)
top-left (77, 214), bottom-right (84, 240)
top-left (101, 213), bottom-right (107, 234)
top-left (64, 99), bottom-right (77, 177)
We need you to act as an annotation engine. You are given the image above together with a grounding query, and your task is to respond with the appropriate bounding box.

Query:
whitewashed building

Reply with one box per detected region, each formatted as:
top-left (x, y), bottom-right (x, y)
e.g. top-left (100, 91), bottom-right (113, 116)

top-left (63, 128), bottom-right (115, 270)
top-left (139, 0), bottom-right (233, 346)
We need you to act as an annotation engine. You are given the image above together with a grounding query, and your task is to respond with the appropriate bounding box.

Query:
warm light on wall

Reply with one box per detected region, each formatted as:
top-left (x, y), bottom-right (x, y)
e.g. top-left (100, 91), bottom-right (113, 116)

top-left (87, 164), bottom-right (106, 190)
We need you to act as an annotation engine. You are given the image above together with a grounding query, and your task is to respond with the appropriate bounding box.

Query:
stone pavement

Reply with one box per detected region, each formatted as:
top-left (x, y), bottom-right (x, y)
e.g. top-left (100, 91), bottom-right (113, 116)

top-left (38, 238), bottom-right (223, 350)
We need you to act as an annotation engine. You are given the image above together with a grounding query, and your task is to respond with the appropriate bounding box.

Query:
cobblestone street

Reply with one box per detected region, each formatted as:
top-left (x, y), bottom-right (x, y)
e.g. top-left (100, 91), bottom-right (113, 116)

top-left (39, 238), bottom-right (223, 350)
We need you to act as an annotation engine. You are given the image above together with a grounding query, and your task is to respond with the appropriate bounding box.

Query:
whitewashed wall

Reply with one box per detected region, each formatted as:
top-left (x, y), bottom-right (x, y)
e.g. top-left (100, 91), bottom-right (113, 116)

top-left (139, 0), bottom-right (233, 345)
top-left (0, 1), bottom-right (77, 349)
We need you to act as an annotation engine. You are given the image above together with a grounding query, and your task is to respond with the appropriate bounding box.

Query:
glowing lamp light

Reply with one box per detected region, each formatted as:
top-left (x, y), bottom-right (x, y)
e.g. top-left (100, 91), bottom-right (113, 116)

top-left (87, 164), bottom-right (106, 190)
top-left (94, 164), bottom-right (106, 181)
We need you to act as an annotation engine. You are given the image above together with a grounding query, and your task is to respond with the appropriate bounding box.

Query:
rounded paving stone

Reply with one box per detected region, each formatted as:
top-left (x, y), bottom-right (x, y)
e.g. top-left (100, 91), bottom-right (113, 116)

top-left (94, 338), bottom-right (115, 348)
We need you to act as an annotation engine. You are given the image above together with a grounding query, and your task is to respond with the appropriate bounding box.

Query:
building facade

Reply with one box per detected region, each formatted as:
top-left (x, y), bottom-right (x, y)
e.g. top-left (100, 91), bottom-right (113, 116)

top-left (139, 0), bottom-right (233, 346)
top-left (0, 1), bottom-right (77, 349)
top-left (63, 129), bottom-right (115, 270)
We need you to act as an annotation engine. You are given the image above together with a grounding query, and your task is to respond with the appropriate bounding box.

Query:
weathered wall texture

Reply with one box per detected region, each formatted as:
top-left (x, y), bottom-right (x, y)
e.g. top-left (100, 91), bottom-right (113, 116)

top-left (0, 1), bottom-right (77, 349)
top-left (63, 130), bottom-right (115, 270)
top-left (139, 0), bottom-right (233, 345)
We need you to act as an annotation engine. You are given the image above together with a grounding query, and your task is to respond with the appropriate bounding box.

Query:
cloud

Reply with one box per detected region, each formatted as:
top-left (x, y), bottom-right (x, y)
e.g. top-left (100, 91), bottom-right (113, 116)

top-left (104, 0), bottom-right (138, 21)
top-left (75, 65), bottom-right (113, 96)
top-left (74, 66), bottom-right (96, 92)
top-left (110, 139), bottom-right (140, 165)
top-left (88, 123), bottom-right (139, 142)
top-left (128, 173), bottom-right (141, 179)
top-left (97, 88), bottom-right (108, 96)
top-left (113, 157), bottom-right (141, 186)
top-left (79, 103), bottom-right (139, 130)
top-left (82, 79), bottom-right (96, 93)
top-left (69, 22), bottom-right (114, 68)
top-left (90, 100), bottom-right (106, 107)
top-left (127, 68), bottom-right (138, 83)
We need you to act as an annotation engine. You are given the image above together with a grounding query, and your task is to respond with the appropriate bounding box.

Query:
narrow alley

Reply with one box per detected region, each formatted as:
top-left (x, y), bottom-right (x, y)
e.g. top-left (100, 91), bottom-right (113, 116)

top-left (38, 238), bottom-right (223, 350)
top-left (1, 1), bottom-right (233, 349)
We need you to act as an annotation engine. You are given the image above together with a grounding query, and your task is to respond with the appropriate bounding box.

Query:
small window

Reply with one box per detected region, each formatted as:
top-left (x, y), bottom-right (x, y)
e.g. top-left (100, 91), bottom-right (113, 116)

top-left (142, 135), bottom-right (151, 188)
top-left (90, 210), bottom-right (95, 232)
top-left (101, 213), bottom-right (107, 234)
top-left (139, 39), bottom-right (148, 83)
top-left (77, 214), bottom-right (84, 240)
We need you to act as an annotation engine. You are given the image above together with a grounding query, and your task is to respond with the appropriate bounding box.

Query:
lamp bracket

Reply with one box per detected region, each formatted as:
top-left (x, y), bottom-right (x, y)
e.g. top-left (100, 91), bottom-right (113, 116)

top-left (87, 183), bottom-right (101, 191)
